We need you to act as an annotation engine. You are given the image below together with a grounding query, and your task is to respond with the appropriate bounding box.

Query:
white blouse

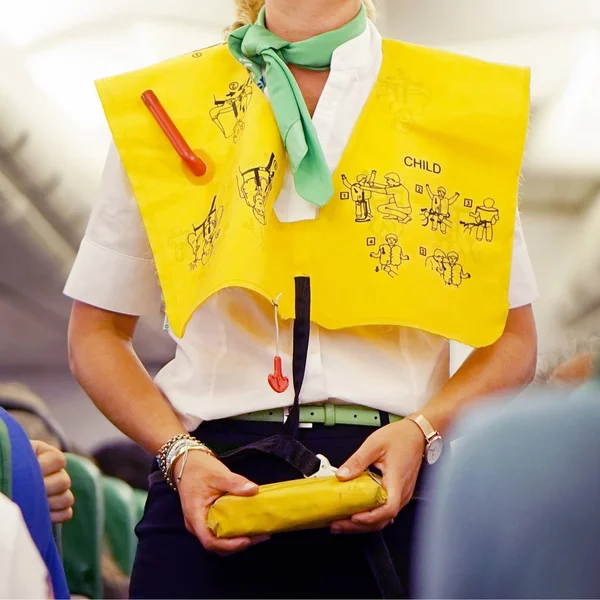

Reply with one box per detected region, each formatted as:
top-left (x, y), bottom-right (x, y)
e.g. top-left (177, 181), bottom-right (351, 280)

top-left (0, 493), bottom-right (50, 599)
top-left (64, 21), bottom-right (538, 431)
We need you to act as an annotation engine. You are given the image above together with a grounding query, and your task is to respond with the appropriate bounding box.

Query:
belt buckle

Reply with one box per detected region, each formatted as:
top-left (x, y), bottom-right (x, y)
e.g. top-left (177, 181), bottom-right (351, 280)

top-left (282, 406), bottom-right (313, 428)
top-left (305, 454), bottom-right (338, 479)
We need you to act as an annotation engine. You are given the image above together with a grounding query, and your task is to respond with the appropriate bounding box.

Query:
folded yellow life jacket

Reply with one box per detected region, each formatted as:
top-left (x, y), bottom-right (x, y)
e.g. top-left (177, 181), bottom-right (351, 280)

top-left (96, 39), bottom-right (529, 347)
top-left (207, 473), bottom-right (386, 538)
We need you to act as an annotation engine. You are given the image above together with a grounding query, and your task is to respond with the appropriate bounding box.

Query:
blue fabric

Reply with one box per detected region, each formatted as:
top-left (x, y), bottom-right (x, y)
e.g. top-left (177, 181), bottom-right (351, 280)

top-left (416, 387), bottom-right (600, 599)
top-left (0, 408), bottom-right (70, 599)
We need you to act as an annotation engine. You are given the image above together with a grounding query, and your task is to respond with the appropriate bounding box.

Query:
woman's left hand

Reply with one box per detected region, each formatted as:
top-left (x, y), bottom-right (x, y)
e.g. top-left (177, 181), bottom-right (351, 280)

top-left (330, 419), bottom-right (425, 534)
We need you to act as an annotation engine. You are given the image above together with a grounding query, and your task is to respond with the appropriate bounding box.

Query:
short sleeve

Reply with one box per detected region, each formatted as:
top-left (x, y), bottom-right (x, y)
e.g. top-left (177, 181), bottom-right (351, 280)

top-left (508, 210), bottom-right (538, 308)
top-left (64, 144), bottom-right (163, 315)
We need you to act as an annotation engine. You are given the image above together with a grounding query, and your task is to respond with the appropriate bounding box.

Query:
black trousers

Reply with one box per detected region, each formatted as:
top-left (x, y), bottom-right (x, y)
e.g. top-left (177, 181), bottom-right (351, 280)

top-left (130, 420), bottom-right (423, 599)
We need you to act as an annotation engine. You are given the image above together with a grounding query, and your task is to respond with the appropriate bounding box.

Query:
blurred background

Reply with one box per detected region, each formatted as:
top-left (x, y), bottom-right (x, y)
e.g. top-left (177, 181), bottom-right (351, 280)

top-left (1, 0), bottom-right (600, 450)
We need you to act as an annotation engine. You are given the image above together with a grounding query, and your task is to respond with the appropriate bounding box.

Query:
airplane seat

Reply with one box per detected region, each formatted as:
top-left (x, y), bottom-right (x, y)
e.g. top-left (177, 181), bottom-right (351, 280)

top-left (63, 454), bottom-right (104, 600)
top-left (0, 394), bottom-right (71, 452)
top-left (0, 419), bottom-right (11, 498)
top-left (102, 475), bottom-right (139, 576)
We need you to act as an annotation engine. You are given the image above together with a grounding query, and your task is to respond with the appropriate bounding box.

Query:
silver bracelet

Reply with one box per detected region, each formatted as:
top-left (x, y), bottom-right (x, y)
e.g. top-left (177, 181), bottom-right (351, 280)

top-left (165, 439), bottom-right (191, 471)
top-left (158, 434), bottom-right (197, 489)
top-left (167, 441), bottom-right (215, 489)
top-left (157, 434), bottom-right (214, 490)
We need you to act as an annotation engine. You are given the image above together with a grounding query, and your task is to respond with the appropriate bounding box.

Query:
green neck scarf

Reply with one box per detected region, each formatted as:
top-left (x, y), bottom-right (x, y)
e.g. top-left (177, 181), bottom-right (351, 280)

top-left (228, 5), bottom-right (367, 207)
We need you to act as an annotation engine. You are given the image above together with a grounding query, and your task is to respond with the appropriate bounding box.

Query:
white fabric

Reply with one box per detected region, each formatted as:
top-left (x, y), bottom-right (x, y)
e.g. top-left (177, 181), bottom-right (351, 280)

top-left (64, 22), bottom-right (539, 430)
top-left (0, 493), bottom-right (51, 599)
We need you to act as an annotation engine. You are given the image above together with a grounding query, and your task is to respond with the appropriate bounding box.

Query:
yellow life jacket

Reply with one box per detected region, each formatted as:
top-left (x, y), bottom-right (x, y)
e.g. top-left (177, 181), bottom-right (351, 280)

top-left (96, 39), bottom-right (529, 347)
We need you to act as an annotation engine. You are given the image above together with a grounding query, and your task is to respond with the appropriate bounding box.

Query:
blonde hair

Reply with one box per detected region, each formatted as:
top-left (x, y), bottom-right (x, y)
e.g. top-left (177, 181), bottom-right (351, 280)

top-left (228, 0), bottom-right (377, 33)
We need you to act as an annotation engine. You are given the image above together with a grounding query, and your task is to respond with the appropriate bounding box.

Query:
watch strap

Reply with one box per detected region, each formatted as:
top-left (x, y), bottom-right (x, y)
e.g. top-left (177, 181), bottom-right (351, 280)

top-left (407, 413), bottom-right (438, 442)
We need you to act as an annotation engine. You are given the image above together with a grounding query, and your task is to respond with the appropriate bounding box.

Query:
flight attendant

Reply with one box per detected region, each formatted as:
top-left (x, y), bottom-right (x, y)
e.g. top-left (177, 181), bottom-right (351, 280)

top-left (65, 0), bottom-right (538, 597)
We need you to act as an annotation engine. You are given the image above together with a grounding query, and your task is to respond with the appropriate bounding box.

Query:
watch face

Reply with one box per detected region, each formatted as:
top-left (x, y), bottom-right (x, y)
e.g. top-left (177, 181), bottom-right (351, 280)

top-left (426, 436), bottom-right (443, 465)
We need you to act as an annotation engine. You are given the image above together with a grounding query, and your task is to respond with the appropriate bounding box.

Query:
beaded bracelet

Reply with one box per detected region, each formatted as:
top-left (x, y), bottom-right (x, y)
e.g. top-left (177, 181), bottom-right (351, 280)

top-left (158, 434), bottom-right (193, 475)
top-left (167, 442), bottom-right (212, 488)
top-left (157, 434), bottom-right (214, 490)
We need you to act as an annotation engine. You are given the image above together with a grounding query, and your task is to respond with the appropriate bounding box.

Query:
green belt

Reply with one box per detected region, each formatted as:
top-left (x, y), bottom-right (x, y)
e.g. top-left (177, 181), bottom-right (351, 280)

top-left (232, 404), bottom-right (403, 427)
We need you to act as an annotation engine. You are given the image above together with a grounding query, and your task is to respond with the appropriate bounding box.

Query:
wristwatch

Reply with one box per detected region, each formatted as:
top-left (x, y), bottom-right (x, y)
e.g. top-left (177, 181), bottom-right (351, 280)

top-left (406, 414), bottom-right (443, 465)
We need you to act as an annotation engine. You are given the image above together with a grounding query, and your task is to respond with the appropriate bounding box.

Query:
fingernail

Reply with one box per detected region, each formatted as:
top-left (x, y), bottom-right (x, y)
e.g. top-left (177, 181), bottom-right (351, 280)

top-left (243, 482), bottom-right (257, 491)
top-left (337, 467), bottom-right (350, 479)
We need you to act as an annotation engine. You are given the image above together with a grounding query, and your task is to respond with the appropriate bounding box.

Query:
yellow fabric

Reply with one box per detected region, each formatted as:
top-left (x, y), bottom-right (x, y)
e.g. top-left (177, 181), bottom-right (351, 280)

top-left (207, 473), bottom-right (386, 538)
top-left (96, 40), bottom-right (529, 347)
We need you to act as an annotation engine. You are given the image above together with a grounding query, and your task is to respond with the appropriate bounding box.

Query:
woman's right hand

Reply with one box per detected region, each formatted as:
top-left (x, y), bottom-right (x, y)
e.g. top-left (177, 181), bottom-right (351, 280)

top-left (176, 450), bottom-right (268, 555)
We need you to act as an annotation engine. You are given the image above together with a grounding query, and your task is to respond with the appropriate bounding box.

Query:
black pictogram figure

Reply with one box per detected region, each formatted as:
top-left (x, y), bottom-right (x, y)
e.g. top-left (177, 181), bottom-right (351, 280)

top-left (237, 153), bottom-right (278, 225)
top-left (373, 172), bottom-right (412, 224)
top-left (188, 196), bottom-right (224, 270)
top-left (341, 171), bottom-right (376, 223)
top-left (210, 77), bottom-right (253, 142)
top-left (341, 171), bottom-right (412, 224)
top-left (369, 233), bottom-right (410, 278)
top-left (425, 249), bottom-right (471, 287)
top-left (421, 184), bottom-right (459, 234)
top-left (460, 198), bottom-right (500, 242)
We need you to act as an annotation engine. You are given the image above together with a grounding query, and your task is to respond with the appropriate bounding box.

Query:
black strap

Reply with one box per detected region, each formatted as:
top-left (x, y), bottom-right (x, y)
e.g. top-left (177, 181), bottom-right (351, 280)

top-left (283, 276), bottom-right (311, 437)
top-left (218, 434), bottom-right (320, 477)
top-left (218, 276), bottom-right (404, 598)
top-left (218, 276), bottom-right (319, 477)
top-left (364, 533), bottom-right (406, 599)
top-left (378, 411), bottom-right (390, 427)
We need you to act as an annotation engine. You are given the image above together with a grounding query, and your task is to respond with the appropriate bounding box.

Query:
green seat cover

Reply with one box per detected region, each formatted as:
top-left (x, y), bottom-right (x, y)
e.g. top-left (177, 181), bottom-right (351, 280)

top-left (62, 454), bottom-right (104, 599)
top-left (102, 475), bottom-right (138, 576)
top-left (0, 419), bottom-right (11, 498)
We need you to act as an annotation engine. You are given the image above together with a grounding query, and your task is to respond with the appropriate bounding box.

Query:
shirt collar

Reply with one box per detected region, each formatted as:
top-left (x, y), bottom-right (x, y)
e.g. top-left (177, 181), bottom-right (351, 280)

top-left (330, 20), bottom-right (383, 74)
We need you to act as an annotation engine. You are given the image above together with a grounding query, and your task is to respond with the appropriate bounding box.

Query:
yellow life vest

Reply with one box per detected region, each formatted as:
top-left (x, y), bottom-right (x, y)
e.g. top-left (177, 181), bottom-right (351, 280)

top-left (96, 40), bottom-right (529, 347)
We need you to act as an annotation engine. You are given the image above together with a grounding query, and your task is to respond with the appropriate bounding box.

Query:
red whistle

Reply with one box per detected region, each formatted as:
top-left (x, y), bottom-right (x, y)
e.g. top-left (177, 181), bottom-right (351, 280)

top-left (141, 89), bottom-right (207, 177)
top-left (268, 356), bottom-right (289, 393)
